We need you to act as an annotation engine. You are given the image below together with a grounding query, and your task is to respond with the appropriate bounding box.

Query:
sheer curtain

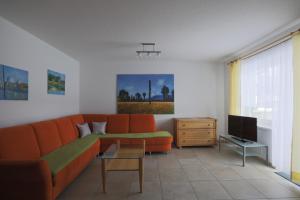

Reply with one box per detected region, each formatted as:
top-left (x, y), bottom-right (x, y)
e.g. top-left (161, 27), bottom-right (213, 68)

top-left (240, 40), bottom-right (293, 176)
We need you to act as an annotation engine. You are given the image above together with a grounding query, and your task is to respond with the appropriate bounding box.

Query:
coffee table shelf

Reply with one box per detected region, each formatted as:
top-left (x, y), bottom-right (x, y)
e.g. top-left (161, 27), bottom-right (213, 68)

top-left (101, 140), bottom-right (145, 193)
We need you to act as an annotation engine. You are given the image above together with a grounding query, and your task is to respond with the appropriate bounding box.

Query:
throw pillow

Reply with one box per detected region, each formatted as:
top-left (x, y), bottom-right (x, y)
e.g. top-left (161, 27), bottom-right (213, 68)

top-left (77, 123), bottom-right (91, 138)
top-left (92, 122), bottom-right (107, 134)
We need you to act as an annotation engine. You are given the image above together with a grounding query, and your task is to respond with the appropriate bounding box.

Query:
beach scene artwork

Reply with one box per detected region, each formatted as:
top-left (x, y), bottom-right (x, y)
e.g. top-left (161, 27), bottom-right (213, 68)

top-left (0, 65), bottom-right (28, 100)
top-left (48, 69), bottom-right (65, 95)
top-left (117, 74), bottom-right (174, 114)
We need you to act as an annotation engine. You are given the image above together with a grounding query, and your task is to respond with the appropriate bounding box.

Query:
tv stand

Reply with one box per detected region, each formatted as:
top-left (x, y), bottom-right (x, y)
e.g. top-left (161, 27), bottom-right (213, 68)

top-left (231, 136), bottom-right (248, 143)
top-left (219, 135), bottom-right (268, 167)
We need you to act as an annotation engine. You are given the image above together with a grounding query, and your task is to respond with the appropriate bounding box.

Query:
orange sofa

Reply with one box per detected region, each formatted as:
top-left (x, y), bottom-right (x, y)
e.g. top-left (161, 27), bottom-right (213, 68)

top-left (0, 114), bottom-right (173, 200)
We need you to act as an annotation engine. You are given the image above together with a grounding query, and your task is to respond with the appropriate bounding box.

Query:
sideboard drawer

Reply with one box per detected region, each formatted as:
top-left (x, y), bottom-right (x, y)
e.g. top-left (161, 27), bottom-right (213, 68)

top-left (179, 138), bottom-right (215, 146)
top-left (177, 120), bottom-right (215, 129)
top-left (178, 129), bottom-right (215, 139)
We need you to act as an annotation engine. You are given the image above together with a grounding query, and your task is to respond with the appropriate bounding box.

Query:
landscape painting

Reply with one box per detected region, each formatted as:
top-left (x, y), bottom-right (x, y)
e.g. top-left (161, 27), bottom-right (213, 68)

top-left (48, 69), bottom-right (65, 95)
top-left (2, 65), bottom-right (28, 100)
top-left (0, 65), bottom-right (4, 100)
top-left (117, 74), bottom-right (174, 114)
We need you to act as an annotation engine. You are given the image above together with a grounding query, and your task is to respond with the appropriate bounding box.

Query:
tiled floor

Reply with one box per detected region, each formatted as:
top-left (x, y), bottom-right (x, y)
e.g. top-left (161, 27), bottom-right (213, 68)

top-left (58, 146), bottom-right (300, 200)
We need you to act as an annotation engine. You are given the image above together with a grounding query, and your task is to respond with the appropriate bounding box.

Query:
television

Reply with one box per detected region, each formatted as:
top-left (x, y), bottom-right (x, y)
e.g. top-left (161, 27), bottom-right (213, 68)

top-left (228, 115), bottom-right (257, 142)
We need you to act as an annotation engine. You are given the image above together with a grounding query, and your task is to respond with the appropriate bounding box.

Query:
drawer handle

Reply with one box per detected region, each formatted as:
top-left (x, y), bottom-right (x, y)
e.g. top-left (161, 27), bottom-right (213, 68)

top-left (182, 124), bottom-right (186, 127)
top-left (208, 124), bottom-right (210, 126)
top-left (182, 132), bottom-right (186, 135)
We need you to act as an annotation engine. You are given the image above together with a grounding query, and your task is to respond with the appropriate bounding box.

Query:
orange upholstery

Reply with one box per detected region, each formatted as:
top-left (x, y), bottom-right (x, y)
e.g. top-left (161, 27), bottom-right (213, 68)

top-left (0, 160), bottom-right (52, 200)
top-left (83, 114), bottom-right (108, 123)
top-left (53, 140), bottom-right (99, 198)
top-left (0, 125), bottom-right (40, 160)
top-left (106, 114), bottom-right (129, 133)
top-left (55, 117), bottom-right (77, 145)
top-left (146, 144), bottom-right (172, 152)
top-left (68, 114), bottom-right (84, 137)
top-left (32, 120), bottom-right (62, 156)
top-left (146, 137), bottom-right (173, 145)
top-left (129, 114), bottom-right (156, 133)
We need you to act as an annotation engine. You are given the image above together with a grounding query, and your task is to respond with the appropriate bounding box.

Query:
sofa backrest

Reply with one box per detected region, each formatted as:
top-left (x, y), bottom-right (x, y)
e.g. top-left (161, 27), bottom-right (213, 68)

top-left (107, 114), bottom-right (130, 133)
top-left (82, 114), bottom-right (156, 133)
top-left (55, 117), bottom-right (77, 145)
top-left (68, 114), bottom-right (84, 137)
top-left (0, 125), bottom-right (41, 160)
top-left (129, 114), bottom-right (156, 133)
top-left (0, 113), bottom-right (157, 160)
top-left (83, 114), bottom-right (108, 123)
top-left (31, 120), bottom-right (63, 156)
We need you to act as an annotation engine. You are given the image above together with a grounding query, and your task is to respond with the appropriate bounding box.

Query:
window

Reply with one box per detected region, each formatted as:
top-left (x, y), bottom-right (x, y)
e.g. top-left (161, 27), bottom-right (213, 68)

top-left (240, 39), bottom-right (293, 175)
top-left (240, 40), bottom-right (293, 129)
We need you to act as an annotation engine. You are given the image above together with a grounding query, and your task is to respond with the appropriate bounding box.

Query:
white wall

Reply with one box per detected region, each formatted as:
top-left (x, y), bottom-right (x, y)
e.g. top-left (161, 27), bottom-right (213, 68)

top-left (79, 58), bottom-right (225, 135)
top-left (0, 17), bottom-right (80, 127)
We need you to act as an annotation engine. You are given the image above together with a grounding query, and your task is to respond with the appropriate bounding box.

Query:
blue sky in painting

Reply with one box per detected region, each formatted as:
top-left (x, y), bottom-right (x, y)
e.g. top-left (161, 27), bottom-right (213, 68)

top-left (48, 69), bottom-right (65, 80)
top-left (117, 74), bottom-right (174, 97)
top-left (3, 65), bottom-right (28, 84)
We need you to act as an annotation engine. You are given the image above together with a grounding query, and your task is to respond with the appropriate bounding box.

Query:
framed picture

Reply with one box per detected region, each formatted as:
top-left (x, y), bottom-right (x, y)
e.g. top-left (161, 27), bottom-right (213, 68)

top-left (117, 74), bottom-right (174, 114)
top-left (48, 69), bottom-right (65, 95)
top-left (1, 65), bottom-right (28, 100)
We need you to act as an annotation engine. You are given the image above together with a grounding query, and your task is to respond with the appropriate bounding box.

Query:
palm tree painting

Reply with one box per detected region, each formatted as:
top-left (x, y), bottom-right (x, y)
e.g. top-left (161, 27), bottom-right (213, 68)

top-left (117, 74), bottom-right (174, 114)
top-left (2, 65), bottom-right (28, 100)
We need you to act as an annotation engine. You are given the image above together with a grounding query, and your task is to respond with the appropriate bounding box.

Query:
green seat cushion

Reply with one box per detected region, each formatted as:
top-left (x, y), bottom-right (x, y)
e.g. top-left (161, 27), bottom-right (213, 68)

top-left (95, 131), bottom-right (172, 139)
top-left (41, 134), bottom-right (99, 176)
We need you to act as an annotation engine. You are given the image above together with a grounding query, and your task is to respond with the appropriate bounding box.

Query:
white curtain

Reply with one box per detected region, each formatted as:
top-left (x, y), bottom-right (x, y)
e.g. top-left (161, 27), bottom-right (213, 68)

top-left (240, 40), bottom-right (293, 176)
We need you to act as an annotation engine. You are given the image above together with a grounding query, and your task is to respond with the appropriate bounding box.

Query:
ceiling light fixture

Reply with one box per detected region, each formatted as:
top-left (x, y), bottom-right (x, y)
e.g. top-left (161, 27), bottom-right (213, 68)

top-left (136, 43), bottom-right (161, 57)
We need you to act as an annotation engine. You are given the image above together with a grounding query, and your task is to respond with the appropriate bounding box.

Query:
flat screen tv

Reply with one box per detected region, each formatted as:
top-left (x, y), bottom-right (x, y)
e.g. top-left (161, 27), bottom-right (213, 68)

top-left (228, 115), bottom-right (257, 142)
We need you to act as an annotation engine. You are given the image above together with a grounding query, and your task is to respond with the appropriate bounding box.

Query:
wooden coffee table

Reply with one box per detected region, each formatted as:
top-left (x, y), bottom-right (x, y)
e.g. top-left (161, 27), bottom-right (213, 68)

top-left (101, 140), bottom-right (145, 193)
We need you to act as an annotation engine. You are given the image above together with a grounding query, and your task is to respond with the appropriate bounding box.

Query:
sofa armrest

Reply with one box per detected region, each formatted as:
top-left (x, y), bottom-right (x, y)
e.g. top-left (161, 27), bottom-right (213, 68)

top-left (0, 160), bottom-right (53, 200)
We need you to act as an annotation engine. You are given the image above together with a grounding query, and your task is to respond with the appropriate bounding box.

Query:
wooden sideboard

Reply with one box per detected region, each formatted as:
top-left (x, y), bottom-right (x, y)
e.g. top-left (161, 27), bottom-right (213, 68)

top-left (174, 117), bottom-right (217, 148)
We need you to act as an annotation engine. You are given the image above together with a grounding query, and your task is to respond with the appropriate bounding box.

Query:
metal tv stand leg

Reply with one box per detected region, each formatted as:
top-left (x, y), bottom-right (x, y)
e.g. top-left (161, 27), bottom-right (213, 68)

top-left (243, 147), bottom-right (246, 167)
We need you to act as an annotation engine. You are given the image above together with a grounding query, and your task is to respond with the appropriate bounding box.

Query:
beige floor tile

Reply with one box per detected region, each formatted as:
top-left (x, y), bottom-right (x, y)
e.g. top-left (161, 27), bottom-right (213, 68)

top-left (130, 168), bottom-right (160, 182)
top-left (106, 171), bottom-right (136, 183)
top-left (248, 179), bottom-right (300, 198)
top-left (220, 180), bottom-right (265, 199)
top-left (144, 157), bottom-right (158, 169)
top-left (178, 158), bottom-right (203, 166)
top-left (127, 181), bottom-right (162, 200)
top-left (191, 180), bottom-right (232, 200)
top-left (162, 182), bottom-right (197, 200)
top-left (210, 167), bottom-right (242, 180)
top-left (201, 159), bottom-right (229, 170)
top-left (231, 165), bottom-right (268, 179)
top-left (183, 166), bottom-right (216, 181)
top-left (174, 149), bottom-right (198, 159)
top-left (158, 157), bottom-right (181, 169)
top-left (159, 168), bottom-right (189, 183)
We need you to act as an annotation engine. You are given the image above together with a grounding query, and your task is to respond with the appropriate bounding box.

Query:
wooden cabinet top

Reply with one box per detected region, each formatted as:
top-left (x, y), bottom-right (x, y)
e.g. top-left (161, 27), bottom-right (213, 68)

top-left (174, 117), bottom-right (216, 121)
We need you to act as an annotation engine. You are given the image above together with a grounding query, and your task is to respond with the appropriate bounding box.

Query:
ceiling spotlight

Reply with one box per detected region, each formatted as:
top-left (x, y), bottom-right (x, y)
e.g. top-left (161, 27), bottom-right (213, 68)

top-left (136, 43), bottom-right (161, 57)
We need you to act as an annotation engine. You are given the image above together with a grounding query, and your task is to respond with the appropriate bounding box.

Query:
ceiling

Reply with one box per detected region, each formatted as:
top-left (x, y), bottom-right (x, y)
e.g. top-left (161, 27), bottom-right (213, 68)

top-left (1, 0), bottom-right (300, 62)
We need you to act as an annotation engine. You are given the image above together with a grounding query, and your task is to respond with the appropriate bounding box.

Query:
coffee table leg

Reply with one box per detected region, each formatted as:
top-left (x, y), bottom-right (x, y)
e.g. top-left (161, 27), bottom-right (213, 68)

top-left (139, 158), bottom-right (144, 193)
top-left (102, 159), bottom-right (106, 193)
